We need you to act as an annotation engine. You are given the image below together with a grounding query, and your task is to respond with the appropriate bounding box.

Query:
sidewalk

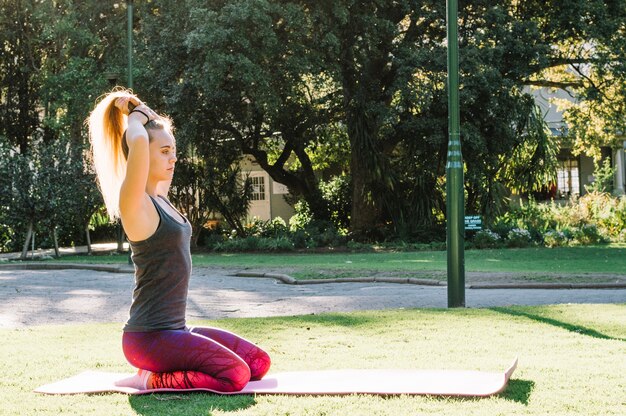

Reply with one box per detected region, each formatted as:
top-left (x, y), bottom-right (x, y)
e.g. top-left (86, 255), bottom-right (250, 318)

top-left (0, 243), bottom-right (126, 261)
top-left (2, 255), bottom-right (625, 289)
top-left (1, 266), bottom-right (624, 328)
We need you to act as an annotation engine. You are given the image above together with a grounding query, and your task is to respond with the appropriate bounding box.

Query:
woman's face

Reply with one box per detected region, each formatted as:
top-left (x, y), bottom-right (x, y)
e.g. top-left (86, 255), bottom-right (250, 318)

top-left (148, 128), bottom-right (177, 183)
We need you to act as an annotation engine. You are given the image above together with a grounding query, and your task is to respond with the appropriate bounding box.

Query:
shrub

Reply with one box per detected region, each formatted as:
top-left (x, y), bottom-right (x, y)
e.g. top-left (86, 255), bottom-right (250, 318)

top-left (257, 236), bottom-right (295, 251)
top-left (346, 240), bottom-right (375, 252)
top-left (214, 236), bottom-right (294, 252)
top-left (473, 229), bottom-right (502, 249)
top-left (289, 201), bottom-right (313, 232)
top-left (506, 228), bottom-right (533, 248)
top-left (494, 193), bottom-right (626, 246)
top-left (571, 224), bottom-right (609, 245)
top-left (319, 175), bottom-right (351, 229)
top-left (0, 221), bottom-right (13, 253)
top-left (243, 217), bottom-right (289, 238)
top-left (491, 221), bottom-right (514, 240)
top-left (585, 159), bottom-right (615, 193)
top-left (543, 230), bottom-right (568, 248)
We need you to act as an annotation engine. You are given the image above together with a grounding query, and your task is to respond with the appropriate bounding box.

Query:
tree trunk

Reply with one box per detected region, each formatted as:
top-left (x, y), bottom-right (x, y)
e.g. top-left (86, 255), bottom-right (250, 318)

top-left (350, 152), bottom-right (381, 239)
top-left (20, 221), bottom-right (34, 260)
top-left (85, 225), bottom-right (92, 255)
top-left (52, 227), bottom-right (60, 258)
top-left (117, 222), bottom-right (125, 253)
top-left (190, 221), bottom-right (202, 249)
top-left (346, 106), bottom-right (382, 238)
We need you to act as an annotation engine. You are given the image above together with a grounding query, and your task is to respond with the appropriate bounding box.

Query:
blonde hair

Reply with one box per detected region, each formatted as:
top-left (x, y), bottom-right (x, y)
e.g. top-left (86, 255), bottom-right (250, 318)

top-left (88, 89), bottom-right (172, 220)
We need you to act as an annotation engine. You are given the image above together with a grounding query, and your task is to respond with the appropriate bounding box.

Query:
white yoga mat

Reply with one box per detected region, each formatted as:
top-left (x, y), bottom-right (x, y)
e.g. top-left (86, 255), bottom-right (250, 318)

top-left (35, 358), bottom-right (517, 397)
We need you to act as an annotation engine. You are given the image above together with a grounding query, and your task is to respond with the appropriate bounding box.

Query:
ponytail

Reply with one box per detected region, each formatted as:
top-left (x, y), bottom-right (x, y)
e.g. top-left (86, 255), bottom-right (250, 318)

top-left (88, 89), bottom-right (137, 220)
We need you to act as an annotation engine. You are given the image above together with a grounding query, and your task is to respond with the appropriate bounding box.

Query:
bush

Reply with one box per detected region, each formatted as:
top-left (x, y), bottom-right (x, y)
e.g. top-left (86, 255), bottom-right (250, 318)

top-left (472, 229), bottom-right (502, 249)
top-left (214, 236), bottom-right (294, 252)
top-left (506, 228), bottom-right (533, 248)
top-left (243, 217), bottom-right (289, 238)
top-left (346, 240), bottom-right (376, 252)
top-left (493, 193), bottom-right (626, 246)
top-left (319, 175), bottom-right (351, 229)
top-left (491, 221), bottom-right (514, 240)
top-left (571, 224), bottom-right (609, 245)
top-left (585, 159), bottom-right (615, 193)
top-left (289, 201), bottom-right (313, 232)
top-left (298, 221), bottom-right (347, 249)
top-left (0, 220), bottom-right (13, 253)
top-left (543, 230), bottom-right (568, 248)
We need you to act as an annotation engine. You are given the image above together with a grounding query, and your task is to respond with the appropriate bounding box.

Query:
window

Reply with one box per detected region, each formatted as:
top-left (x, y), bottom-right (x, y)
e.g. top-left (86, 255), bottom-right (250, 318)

top-left (251, 176), bottom-right (266, 201)
top-left (556, 158), bottom-right (579, 198)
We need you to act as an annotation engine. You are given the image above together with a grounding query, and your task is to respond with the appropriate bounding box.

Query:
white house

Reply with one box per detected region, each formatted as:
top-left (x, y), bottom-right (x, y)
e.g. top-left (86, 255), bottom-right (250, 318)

top-left (530, 87), bottom-right (625, 198)
top-left (240, 155), bottom-right (295, 223)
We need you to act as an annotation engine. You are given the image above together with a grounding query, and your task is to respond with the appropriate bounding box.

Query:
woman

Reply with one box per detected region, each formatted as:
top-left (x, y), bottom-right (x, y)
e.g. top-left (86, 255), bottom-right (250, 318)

top-left (88, 90), bottom-right (271, 391)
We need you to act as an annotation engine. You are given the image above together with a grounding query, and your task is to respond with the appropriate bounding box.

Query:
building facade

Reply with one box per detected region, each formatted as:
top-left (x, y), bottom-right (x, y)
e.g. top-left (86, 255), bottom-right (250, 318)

top-left (530, 87), bottom-right (625, 199)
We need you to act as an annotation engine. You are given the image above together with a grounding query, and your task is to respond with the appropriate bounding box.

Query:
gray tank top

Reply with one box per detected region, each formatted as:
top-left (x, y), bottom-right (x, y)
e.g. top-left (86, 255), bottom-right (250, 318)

top-left (123, 195), bottom-right (192, 332)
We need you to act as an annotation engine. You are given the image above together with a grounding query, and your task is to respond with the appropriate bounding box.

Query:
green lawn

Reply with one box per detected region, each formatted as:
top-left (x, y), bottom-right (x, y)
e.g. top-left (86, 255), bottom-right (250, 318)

top-left (49, 245), bottom-right (626, 281)
top-left (2, 304), bottom-right (624, 415)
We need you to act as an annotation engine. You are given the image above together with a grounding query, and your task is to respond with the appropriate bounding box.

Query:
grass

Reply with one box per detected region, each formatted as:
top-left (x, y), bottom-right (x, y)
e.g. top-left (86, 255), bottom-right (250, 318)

top-left (1, 304), bottom-right (625, 415)
top-left (45, 245), bottom-right (626, 282)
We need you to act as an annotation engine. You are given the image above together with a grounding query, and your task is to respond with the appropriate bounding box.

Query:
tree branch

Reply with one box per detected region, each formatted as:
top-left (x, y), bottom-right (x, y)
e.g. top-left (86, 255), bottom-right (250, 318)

top-left (522, 79), bottom-right (584, 89)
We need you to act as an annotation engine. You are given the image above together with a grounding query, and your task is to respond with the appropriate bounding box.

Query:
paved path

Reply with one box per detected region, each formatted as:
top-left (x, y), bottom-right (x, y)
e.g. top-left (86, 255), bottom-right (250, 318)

top-left (1, 267), bottom-right (624, 328)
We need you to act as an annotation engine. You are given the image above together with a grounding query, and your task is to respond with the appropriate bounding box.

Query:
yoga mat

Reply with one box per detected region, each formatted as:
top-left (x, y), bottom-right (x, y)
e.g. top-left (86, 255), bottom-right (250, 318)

top-left (35, 358), bottom-right (517, 397)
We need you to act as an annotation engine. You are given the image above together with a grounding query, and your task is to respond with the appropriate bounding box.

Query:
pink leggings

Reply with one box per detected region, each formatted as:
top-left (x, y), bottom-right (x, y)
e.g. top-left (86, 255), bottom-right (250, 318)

top-left (122, 326), bottom-right (271, 392)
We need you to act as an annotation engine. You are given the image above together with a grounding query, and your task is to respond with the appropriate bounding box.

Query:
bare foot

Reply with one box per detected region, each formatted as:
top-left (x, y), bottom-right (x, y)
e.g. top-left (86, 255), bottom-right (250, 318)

top-left (114, 369), bottom-right (151, 390)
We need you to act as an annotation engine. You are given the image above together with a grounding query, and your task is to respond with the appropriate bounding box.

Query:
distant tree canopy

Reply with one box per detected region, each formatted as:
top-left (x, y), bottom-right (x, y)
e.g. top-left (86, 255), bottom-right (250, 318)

top-left (0, 0), bottom-right (624, 249)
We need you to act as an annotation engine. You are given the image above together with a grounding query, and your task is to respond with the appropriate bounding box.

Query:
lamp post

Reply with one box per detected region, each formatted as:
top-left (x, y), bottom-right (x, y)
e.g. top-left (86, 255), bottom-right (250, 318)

top-left (105, 72), bottom-right (120, 87)
top-left (446, 0), bottom-right (465, 307)
top-left (127, 0), bottom-right (133, 89)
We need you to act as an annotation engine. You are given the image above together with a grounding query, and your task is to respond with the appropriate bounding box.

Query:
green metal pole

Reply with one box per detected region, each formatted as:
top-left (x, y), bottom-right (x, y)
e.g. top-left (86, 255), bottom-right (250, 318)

top-left (126, 0), bottom-right (134, 265)
top-left (446, 0), bottom-right (465, 307)
top-left (127, 0), bottom-right (133, 89)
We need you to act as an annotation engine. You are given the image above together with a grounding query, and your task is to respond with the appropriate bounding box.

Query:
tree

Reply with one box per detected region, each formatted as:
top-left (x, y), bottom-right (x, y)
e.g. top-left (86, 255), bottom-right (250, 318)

top-left (3, 0), bottom-right (624, 247)
top-left (0, 0), bottom-right (45, 154)
top-left (521, 1), bottom-right (626, 160)
top-left (0, 0), bottom-right (125, 253)
top-left (183, 0), bottom-right (335, 220)
top-left (124, 0), bottom-right (246, 243)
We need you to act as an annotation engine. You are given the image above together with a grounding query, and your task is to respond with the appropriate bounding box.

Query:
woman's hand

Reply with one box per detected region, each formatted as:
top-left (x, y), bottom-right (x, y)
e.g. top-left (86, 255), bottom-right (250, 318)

top-left (114, 96), bottom-right (142, 115)
top-left (115, 96), bottom-right (159, 125)
top-left (128, 104), bottom-right (159, 125)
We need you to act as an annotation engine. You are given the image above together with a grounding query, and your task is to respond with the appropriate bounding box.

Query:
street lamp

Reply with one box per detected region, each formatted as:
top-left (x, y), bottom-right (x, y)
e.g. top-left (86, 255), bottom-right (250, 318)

top-left (446, 0), bottom-right (465, 307)
top-left (105, 72), bottom-right (120, 87)
top-left (127, 0), bottom-right (133, 89)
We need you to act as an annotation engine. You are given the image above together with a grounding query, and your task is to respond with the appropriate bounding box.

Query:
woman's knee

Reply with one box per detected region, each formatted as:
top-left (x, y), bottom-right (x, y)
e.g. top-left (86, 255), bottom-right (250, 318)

top-left (223, 361), bottom-right (251, 391)
top-left (250, 348), bottom-right (272, 380)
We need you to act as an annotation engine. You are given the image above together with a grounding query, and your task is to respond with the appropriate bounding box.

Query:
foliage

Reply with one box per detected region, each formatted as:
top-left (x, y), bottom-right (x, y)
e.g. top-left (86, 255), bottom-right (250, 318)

top-left (585, 158), bottom-right (616, 193)
top-left (472, 229), bottom-right (502, 249)
top-left (1, 0), bottom-right (625, 247)
top-left (506, 228), bottom-right (534, 248)
top-left (244, 217), bottom-right (290, 239)
top-left (543, 230), bottom-right (567, 248)
top-left (214, 235), bottom-right (295, 252)
top-left (0, 0), bottom-right (124, 252)
top-left (140, 0), bottom-right (620, 236)
top-left (548, 20), bottom-right (626, 160)
top-left (570, 224), bottom-right (609, 246)
top-left (0, 134), bottom-right (101, 254)
top-left (318, 175), bottom-right (351, 230)
top-left (474, 192), bottom-right (625, 248)
top-left (288, 200), bottom-right (348, 248)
